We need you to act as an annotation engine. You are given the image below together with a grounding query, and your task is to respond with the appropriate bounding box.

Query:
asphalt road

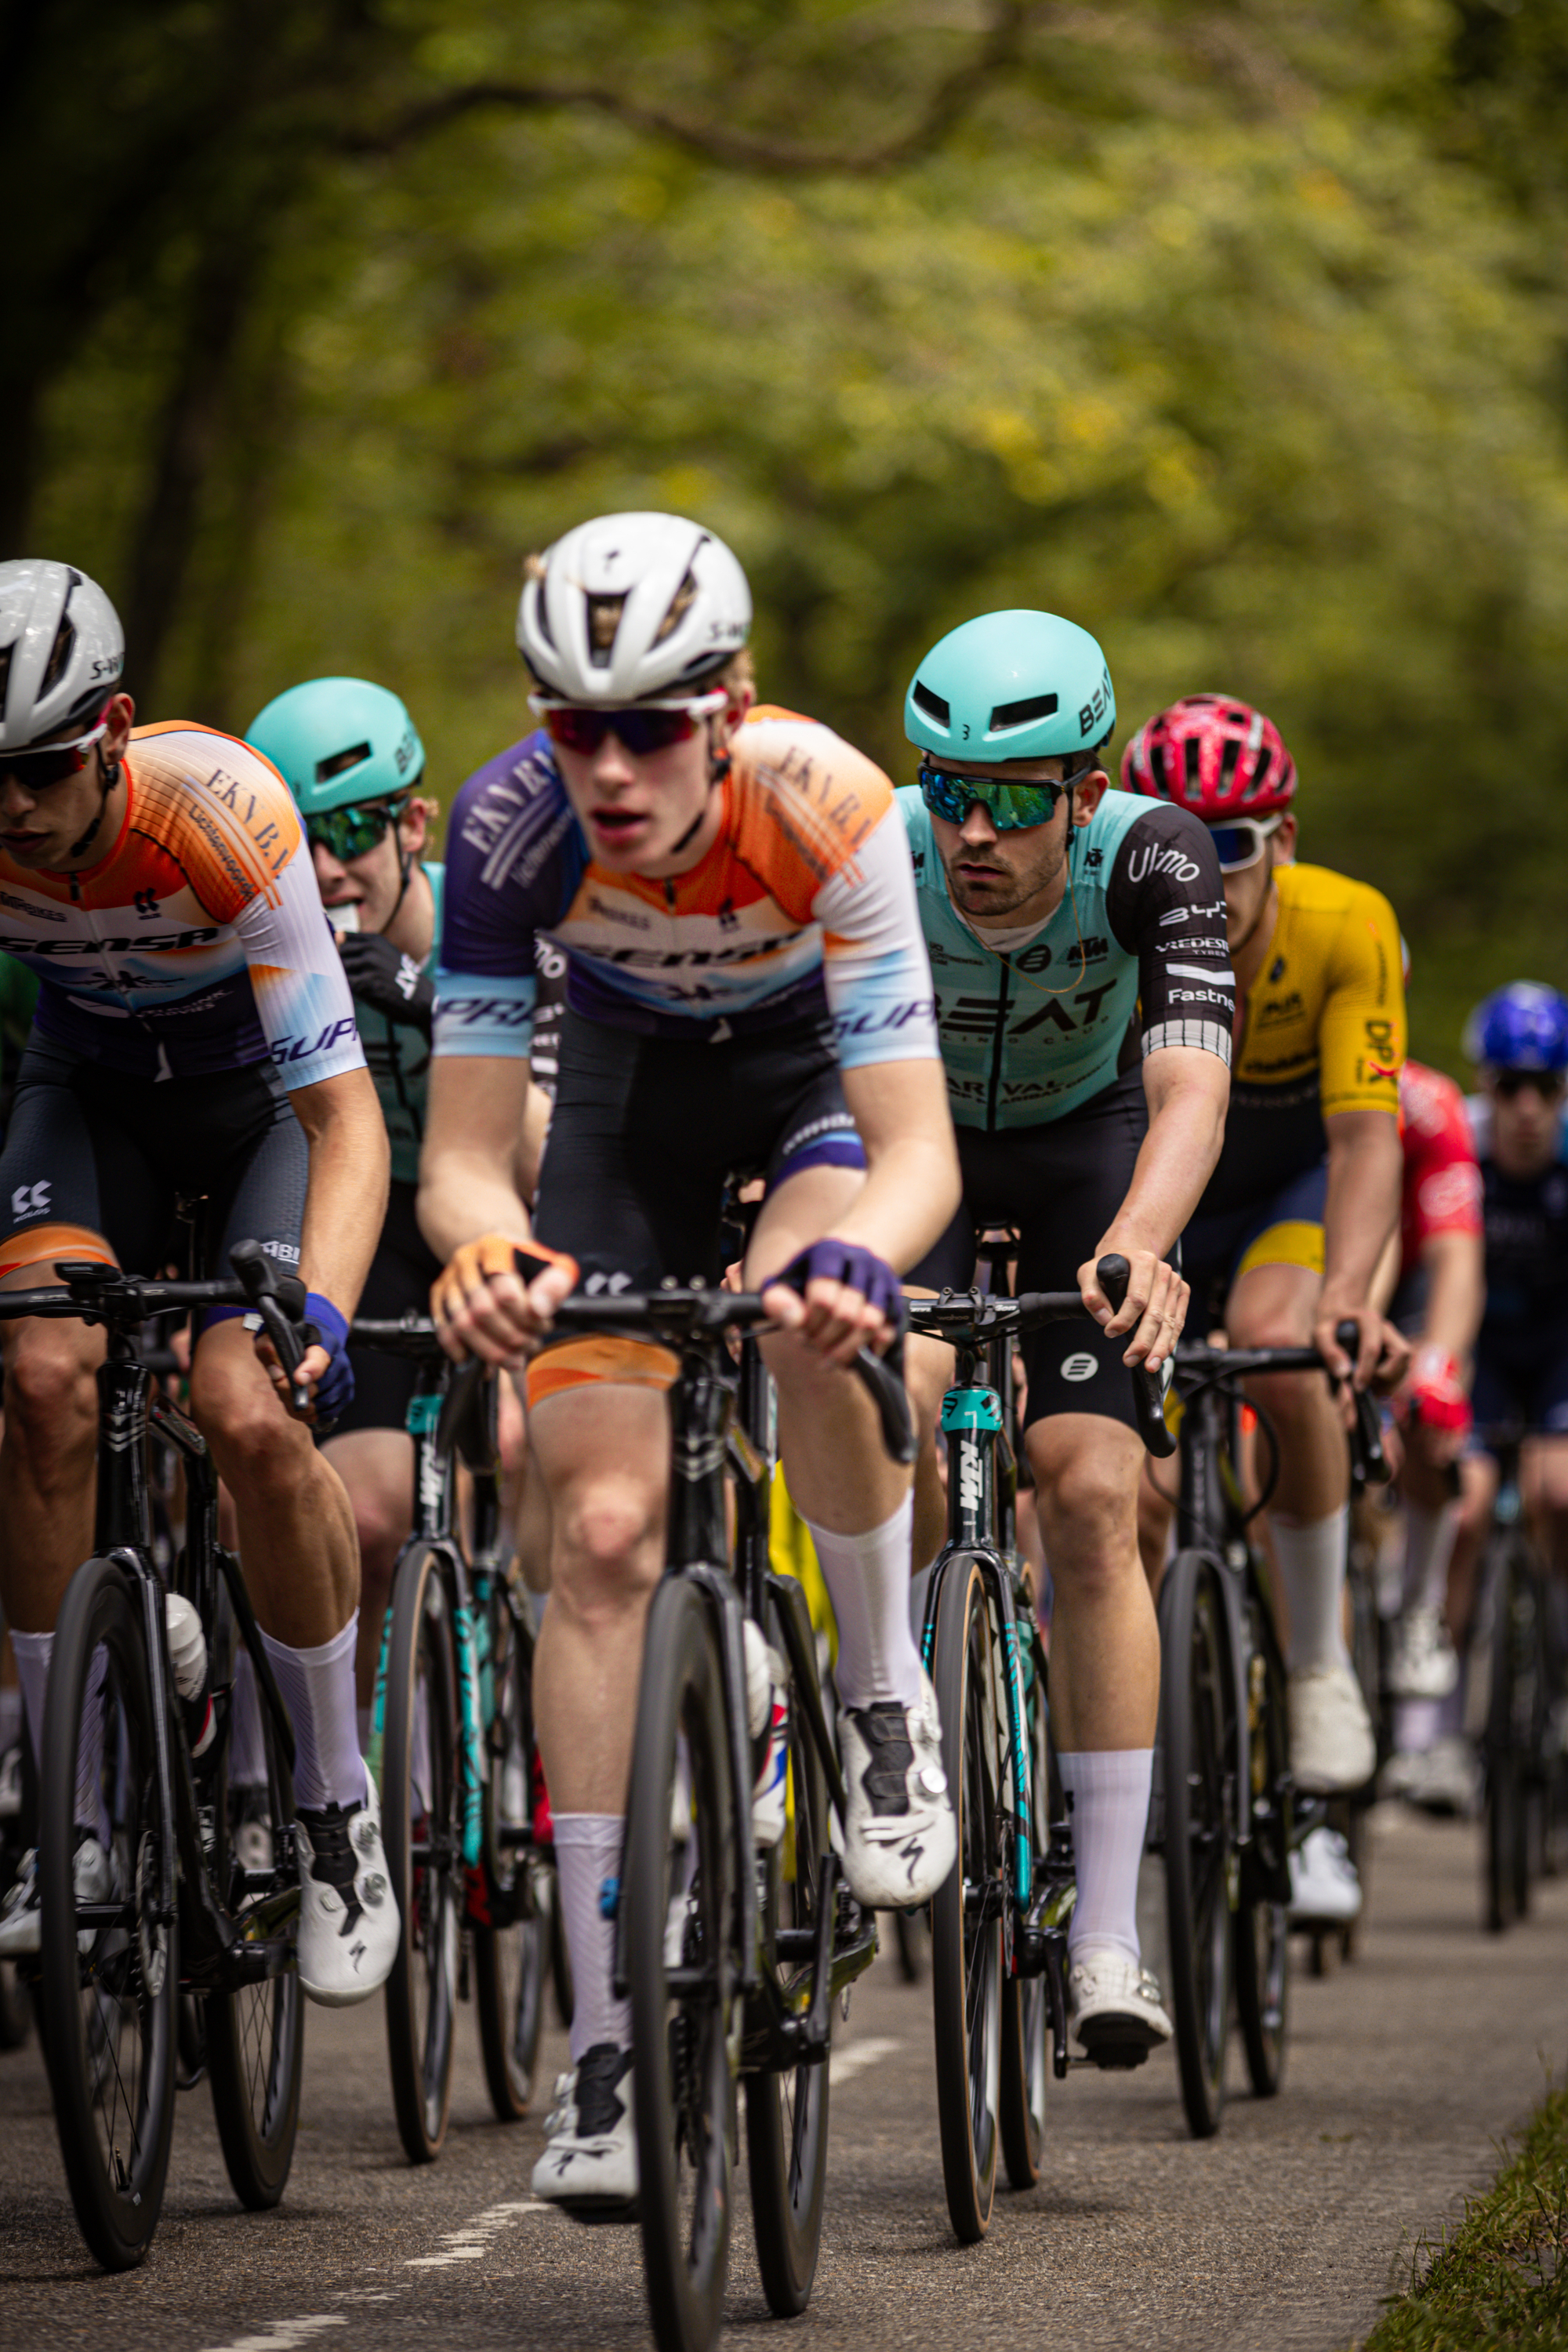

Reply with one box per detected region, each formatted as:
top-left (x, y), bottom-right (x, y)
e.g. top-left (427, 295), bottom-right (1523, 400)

top-left (2, 1802), bottom-right (1565, 2352)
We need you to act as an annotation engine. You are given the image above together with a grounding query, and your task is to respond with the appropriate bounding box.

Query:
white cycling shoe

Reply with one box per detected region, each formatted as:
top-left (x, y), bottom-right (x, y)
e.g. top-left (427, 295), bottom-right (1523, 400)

top-left (1387, 1606), bottom-right (1459, 1701)
top-left (1287, 1824), bottom-right (1363, 1924)
top-left (532, 2044), bottom-right (638, 2218)
top-left (1067, 1944), bottom-right (1174, 2067)
top-left (743, 1620), bottom-right (788, 1849)
top-left (1289, 1664), bottom-right (1376, 1794)
top-left (1402, 1735), bottom-right (1481, 1820)
top-left (836, 1671), bottom-right (956, 1909)
top-left (296, 1769), bottom-right (399, 2007)
top-left (0, 1831), bottom-right (114, 1957)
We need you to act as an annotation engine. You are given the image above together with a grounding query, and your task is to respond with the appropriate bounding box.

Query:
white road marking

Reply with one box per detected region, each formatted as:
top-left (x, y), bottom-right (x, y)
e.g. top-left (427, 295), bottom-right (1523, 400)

top-left (405, 2198), bottom-right (555, 2269)
top-left (198, 2320), bottom-right (348, 2352)
top-left (829, 2034), bottom-right (902, 2086)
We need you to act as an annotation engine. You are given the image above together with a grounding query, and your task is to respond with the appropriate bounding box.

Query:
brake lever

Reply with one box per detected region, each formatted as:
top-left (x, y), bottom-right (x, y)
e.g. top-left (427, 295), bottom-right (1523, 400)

top-left (230, 1239), bottom-right (313, 1420)
top-left (1097, 1254), bottom-right (1177, 1460)
top-left (1334, 1318), bottom-right (1390, 1485)
top-left (852, 1332), bottom-right (917, 1466)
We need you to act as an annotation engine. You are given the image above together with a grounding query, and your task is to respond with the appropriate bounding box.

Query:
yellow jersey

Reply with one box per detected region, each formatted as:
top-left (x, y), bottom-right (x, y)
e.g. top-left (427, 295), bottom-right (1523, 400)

top-left (1201, 860), bottom-right (1405, 1214)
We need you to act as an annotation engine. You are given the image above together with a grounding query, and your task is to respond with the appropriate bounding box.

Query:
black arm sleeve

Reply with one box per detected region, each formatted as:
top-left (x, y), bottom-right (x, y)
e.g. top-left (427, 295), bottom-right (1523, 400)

top-left (1104, 803), bottom-right (1234, 1063)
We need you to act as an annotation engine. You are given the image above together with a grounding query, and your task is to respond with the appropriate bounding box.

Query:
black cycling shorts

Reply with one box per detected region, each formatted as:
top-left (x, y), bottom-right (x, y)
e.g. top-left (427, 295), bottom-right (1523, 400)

top-left (906, 1068), bottom-right (1154, 1432)
top-left (532, 1007), bottom-right (865, 1292)
top-left (332, 1178), bottom-right (443, 1438)
top-left (0, 1036), bottom-right (307, 1298)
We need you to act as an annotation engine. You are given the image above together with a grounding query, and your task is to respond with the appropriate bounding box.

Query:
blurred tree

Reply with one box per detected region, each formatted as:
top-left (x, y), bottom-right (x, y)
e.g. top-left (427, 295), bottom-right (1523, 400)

top-left (17, 1), bottom-right (1568, 1068)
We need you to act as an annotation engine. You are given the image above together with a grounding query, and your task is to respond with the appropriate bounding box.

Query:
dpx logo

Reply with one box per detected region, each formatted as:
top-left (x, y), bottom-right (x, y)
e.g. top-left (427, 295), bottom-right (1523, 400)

top-left (957, 1440), bottom-right (983, 1515)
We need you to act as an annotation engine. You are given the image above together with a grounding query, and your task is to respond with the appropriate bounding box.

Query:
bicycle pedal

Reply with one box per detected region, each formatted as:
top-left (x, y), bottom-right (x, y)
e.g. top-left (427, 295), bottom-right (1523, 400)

top-left (1071, 2044), bottom-right (1151, 2072)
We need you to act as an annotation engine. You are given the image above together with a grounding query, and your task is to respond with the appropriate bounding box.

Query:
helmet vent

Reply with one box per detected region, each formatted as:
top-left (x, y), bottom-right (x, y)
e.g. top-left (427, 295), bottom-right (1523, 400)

top-left (1182, 739), bottom-right (1203, 796)
top-left (39, 617), bottom-right (75, 702)
top-left (912, 681), bottom-right (949, 726)
top-left (315, 742), bottom-right (372, 784)
top-left (990, 691), bottom-right (1058, 731)
top-left (586, 594), bottom-right (626, 665)
top-left (1218, 739), bottom-right (1241, 795)
top-left (654, 568), bottom-right (699, 647)
top-left (1251, 748), bottom-right (1273, 793)
top-left (0, 644), bottom-right (11, 719)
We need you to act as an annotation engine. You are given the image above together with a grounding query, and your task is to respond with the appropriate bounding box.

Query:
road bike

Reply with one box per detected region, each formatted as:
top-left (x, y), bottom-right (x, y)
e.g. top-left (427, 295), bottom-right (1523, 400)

top-left (8, 1242), bottom-right (308, 2269)
top-left (906, 1252), bottom-right (1175, 2244)
top-left (535, 1282), bottom-right (909, 2352)
top-left (1154, 1322), bottom-right (1385, 2137)
top-left (353, 1318), bottom-right (551, 2160)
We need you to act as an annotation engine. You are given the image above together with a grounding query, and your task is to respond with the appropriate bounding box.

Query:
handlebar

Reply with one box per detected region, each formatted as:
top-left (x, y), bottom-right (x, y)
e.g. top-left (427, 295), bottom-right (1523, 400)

top-left (904, 1253), bottom-right (1176, 1461)
top-left (1172, 1317), bottom-right (1388, 1488)
top-left (228, 1240), bottom-right (312, 1417)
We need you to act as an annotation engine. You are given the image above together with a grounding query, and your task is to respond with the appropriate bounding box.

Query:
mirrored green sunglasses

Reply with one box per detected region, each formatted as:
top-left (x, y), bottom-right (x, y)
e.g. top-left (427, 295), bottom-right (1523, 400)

top-left (305, 788), bottom-right (416, 863)
top-left (917, 757), bottom-right (1094, 832)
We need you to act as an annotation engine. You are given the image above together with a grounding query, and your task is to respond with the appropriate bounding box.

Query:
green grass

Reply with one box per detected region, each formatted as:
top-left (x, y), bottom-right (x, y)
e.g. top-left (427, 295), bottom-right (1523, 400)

top-left (1357, 2078), bottom-right (1568, 2349)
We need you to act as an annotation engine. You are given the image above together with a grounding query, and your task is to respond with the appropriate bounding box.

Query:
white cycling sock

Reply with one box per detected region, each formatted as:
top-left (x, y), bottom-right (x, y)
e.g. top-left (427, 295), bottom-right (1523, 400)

top-left (12, 1629), bottom-right (49, 1770)
top-left (0, 1685), bottom-right (19, 1753)
top-left (1272, 1508), bottom-right (1352, 1676)
top-left (1058, 1748), bottom-right (1152, 1967)
top-left (1402, 1502), bottom-right (1460, 1618)
top-left (554, 1812), bottom-right (631, 2065)
top-left (260, 1613), bottom-right (365, 1813)
top-left (803, 1494), bottom-right (922, 1711)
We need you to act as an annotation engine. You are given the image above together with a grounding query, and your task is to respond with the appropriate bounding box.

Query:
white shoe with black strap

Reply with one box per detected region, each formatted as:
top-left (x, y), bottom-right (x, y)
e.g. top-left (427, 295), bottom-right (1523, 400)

top-left (296, 1767), bottom-right (400, 2007)
top-left (531, 2043), bottom-right (638, 2218)
top-left (836, 1669), bottom-right (956, 1909)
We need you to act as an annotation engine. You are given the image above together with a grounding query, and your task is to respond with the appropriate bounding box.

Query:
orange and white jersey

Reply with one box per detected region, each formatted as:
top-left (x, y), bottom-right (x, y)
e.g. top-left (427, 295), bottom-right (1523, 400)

top-left (0, 722), bottom-right (362, 1088)
top-left (435, 706), bottom-right (939, 1068)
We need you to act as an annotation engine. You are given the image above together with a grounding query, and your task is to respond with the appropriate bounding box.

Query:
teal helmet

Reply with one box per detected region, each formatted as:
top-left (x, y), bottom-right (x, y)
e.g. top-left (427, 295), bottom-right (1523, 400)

top-left (904, 610), bottom-right (1115, 764)
top-left (245, 677), bottom-right (425, 816)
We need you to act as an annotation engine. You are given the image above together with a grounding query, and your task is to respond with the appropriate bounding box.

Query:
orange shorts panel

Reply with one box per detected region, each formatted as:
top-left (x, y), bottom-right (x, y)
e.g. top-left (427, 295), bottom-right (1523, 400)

top-left (524, 1335), bottom-right (680, 1410)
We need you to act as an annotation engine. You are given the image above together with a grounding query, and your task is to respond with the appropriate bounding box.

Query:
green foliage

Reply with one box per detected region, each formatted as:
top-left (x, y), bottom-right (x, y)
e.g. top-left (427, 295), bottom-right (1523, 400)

top-left (20, 1), bottom-right (1568, 1070)
top-left (1357, 2075), bottom-right (1568, 2350)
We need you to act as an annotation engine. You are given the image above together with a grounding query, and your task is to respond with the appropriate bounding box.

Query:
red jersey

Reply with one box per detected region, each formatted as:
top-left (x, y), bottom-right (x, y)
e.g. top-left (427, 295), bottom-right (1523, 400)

top-left (1399, 1059), bottom-right (1483, 1271)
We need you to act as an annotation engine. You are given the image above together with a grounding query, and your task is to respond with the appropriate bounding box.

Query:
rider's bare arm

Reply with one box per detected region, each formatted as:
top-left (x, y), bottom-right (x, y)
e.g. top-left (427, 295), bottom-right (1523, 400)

top-left (264, 1064), bottom-right (390, 1401)
top-left (1417, 1225), bottom-right (1486, 1367)
top-left (759, 1056), bottom-right (960, 1366)
top-left (1317, 1105), bottom-right (1406, 1386)
top-left (1083, 1043), bottom-right (1229, 1368)
top-left (419, 1054), bottom-right (572, 1364)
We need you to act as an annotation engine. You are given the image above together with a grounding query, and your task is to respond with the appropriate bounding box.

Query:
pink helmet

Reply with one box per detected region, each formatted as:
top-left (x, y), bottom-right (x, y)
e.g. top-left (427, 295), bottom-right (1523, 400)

top-left (1121, 694), bottom-right (1296, 820)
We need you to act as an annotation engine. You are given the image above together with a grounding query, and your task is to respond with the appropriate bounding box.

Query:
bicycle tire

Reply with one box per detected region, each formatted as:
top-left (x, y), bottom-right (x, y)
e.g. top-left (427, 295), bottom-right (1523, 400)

top-left (1160, 1548), bottom-right (1236, 2140)
top-left (383, 1542), bottom-right (463, 2163)
top-left (39, 1555), bottom-right (177, 2270)
top-left (624, 1576), bottom-right (737, 2352)
top-left (930, 1553), bottom-right (1003, 2243)
top-left (999, 1616), bottom-right (1051, 2190)
top-left (1233, 1582), bottom-right (1290, 2098)
top-left (746, 1591), bottom-right (832, 2316)
top-left (1483, 1537), bottom-right (1530, 1934)
top-left (205, 1595), bottom-right (304, 2209)
top-left (474, 1577), bottom-right (546, 2120)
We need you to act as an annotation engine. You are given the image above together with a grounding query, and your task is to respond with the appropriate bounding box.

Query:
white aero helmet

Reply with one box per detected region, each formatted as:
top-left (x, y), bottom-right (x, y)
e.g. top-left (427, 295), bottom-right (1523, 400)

top-left (517, 511), bottom-right (750, 703)
top-left (0, 560), bottom-right (125, 752)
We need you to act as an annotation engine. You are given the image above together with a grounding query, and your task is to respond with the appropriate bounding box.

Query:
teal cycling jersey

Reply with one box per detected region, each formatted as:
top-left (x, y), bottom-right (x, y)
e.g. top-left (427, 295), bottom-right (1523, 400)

top-left (355, 862), bottom-right (441, 1186)
top-left (897, 785), bottom-right (1232, 1130)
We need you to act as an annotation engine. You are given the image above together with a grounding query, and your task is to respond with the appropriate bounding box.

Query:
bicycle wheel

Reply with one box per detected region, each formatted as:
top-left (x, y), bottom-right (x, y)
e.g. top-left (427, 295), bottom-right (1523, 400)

top-left (1160, 1548), bottom-right (1236, 2140)
top-left (205, 1602), bottom-right (305, 2208)
top-left (383, 1542), bottom-right (463, 2162)
top-left (999, 1617), bottom-right (1051, 2190)
top-left (931, 1554), bottom-right (1003, 2243)
top-left (39, 1556), bottom-right (177, 2270)
top-left (746, 1595), bottom-right (832, 2317)
top-left (474, 1578), bottom-right (546, 2120)
top-left (1483, 1538), bottom-right (1530, 1934)
top-left (0, 1962), bottom-right (31, 2049)
top-left (624, 1577), bottom-right (738, 2352)
top-left (1233, 1584), bottom-right (1290, 2098)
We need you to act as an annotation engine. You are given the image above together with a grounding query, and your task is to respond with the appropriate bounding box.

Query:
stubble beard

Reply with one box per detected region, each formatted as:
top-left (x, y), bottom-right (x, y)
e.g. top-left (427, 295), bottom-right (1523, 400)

top-left (943, 835), bottom-right (1065, 924)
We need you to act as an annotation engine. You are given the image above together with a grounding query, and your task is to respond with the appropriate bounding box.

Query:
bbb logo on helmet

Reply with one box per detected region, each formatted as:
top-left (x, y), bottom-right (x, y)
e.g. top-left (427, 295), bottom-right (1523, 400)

top-left (1061, 1351), bottom-right (1098, 1383)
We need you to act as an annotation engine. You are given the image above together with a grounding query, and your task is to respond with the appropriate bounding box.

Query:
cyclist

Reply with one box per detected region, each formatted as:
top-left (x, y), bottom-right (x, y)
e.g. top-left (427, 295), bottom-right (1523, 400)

top-left (1375, 1046), bottom-right (1485, 1809)
top-left (898, 611), bottom-right (1234, 2061)
top-left (1444, 985), bottom-right (1568, 1684)
top-left (1123, 695), bottom-right (1408, 1925)
top-left (419, 512), bottom-right (961, 2212)
top-left (0, 560), bottom-right (398, 2006)
top-left (245, 677), bottom-right (446, 1722)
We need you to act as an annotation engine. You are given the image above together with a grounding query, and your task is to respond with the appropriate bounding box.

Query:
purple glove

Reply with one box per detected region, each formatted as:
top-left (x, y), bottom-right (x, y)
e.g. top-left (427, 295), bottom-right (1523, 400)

top-left (772, 1242), bottom-right (906, 1335)
top-left (303, 1291), bottom-right (355, 1422)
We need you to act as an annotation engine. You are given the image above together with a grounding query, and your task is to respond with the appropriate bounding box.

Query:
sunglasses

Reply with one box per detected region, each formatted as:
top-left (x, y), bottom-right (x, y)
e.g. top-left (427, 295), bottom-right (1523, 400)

top-left (1207, 813), bottom-right (1284, 873)
top-left (530, 690), bottom-right (728, 758)
top-left (306, 790), bottom-right (415, 864)
top-left (0, 717), bottom-right (109, 792)
top-left (917, 757), bottom-right (1094, 833)
top-left (1494, 1069), bottom-right (1566, 1101)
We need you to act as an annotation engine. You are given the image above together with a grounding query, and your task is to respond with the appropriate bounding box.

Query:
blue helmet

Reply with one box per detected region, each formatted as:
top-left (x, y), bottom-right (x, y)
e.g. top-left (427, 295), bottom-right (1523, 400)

top-left (1463, 982), bottom-right (1568, 1073)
